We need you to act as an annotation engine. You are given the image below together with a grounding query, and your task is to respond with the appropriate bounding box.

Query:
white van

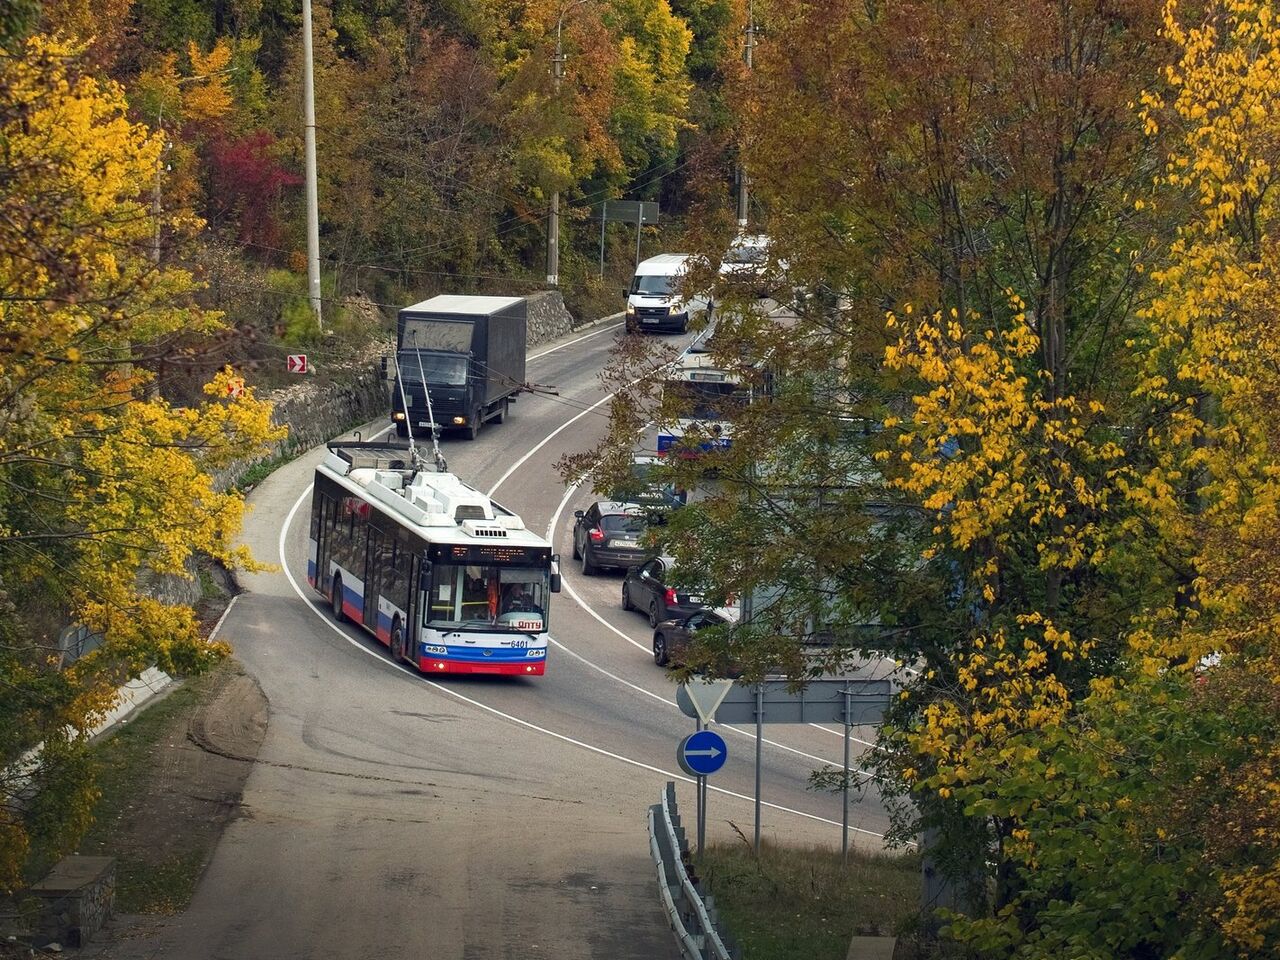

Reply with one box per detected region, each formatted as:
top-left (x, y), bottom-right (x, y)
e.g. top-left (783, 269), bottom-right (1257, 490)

top-left (625, 254), bottom-right (711, 334)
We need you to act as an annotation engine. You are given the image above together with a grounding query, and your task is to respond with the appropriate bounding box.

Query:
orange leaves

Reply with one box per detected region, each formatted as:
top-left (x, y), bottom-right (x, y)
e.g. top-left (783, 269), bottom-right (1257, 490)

top-left (183, 40), bottom-right (234, 123)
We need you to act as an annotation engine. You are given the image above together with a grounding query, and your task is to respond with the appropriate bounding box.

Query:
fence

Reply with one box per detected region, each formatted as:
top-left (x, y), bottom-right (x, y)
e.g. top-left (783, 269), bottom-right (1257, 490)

top-left (648, 781), bottom-right (739, 960)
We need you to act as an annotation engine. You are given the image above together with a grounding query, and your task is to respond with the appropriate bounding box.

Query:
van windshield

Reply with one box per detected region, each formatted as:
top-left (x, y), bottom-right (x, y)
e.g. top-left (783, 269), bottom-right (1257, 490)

top-left (631, 274), bottom-right (675, 296)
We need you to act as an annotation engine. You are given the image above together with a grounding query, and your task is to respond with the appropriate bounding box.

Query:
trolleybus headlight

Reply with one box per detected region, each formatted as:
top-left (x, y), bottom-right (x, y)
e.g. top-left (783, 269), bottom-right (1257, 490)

top-left (424, 644), bottom-right (447, 656)
top-left (527, 648), bottom-right (545, 657)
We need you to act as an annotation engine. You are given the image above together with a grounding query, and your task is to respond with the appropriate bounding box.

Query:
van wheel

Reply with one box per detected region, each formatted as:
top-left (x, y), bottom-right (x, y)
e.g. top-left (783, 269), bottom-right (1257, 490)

top-left (465, 410), bottom-right (481, 441)
top-left (331, 575), bottom-right (345, 623)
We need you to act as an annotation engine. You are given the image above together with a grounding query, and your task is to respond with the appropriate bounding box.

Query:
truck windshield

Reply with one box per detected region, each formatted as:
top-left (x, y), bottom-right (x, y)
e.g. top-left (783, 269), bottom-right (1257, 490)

top-left (631, 274), bottom-right (674, 296)
top-left (425, 564), bottom-right (550, 632)
top-left (399, 352), bottom-right (468, 386)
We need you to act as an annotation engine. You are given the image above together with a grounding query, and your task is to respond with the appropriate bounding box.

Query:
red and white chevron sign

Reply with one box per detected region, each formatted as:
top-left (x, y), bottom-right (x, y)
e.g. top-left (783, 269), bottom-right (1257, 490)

top-left (286, 354), bottom-right (309, 374)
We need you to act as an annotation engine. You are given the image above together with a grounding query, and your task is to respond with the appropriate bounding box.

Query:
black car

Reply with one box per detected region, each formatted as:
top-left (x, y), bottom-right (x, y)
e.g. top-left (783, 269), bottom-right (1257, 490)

top-left (652, 607), bottom-right (736, 668)
top-left (572, 501), bottom-right (647, 574)
top-left (622, 556), bottom-right (704, 628)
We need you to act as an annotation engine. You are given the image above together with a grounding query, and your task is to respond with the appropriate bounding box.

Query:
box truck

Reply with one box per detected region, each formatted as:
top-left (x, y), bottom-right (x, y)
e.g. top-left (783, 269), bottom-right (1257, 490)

top-left (391, 295), bottom-right (526, 441)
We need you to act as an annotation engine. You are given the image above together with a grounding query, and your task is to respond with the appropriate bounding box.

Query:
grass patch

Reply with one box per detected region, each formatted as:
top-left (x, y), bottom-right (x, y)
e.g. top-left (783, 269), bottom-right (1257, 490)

top-left (697, 839), bottom-right (920, 960)
top-left (76, 670), bottom-right (222, 914)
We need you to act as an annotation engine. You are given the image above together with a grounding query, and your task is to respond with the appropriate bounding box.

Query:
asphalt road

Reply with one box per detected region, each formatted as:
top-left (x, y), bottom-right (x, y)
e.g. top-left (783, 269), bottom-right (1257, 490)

top-left (129, 319), bottom-right (895, 960)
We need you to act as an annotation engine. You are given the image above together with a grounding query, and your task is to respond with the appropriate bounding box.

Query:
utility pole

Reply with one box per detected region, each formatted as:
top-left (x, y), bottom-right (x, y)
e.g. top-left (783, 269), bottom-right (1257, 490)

top-left (548, 0), bottom-right (587, 287)
top-left (736, 0), bottom-right (755, 230)
top-left (302, 0), bottom-right (323, 328)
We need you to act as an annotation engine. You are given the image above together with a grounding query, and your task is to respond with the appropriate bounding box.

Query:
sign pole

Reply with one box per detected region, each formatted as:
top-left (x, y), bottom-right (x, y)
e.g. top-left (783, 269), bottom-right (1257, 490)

top-left (634, 204), bottom-right (643, 272)
top-left (695, 716), bottom-right (705, 855)
top-left (842, 685), bottom-right (852, 861)
top-left (754, 683), bottom-right (763, 854)
top-left (599, 201), bottom-right (607, 279)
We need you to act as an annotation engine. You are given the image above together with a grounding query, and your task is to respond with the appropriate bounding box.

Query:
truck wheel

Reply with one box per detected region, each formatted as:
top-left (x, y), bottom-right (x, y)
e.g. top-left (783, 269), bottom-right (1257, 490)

top-left (465, 409), bottom-right (481, 441)
top-left (494, 398), bottom-right (509, 424)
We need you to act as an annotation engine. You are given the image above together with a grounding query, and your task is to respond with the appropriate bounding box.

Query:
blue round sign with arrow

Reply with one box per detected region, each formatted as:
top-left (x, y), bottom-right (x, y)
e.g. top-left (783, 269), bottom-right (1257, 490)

top-left (678, 730), bottom-right (728, 777)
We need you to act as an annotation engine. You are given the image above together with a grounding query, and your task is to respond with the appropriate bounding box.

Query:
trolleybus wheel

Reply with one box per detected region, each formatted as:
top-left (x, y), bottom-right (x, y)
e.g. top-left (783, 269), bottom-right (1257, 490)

top-left (390, 617), bottom-right (405, 663)
top-left (331, 575), bottom-right (345, 623)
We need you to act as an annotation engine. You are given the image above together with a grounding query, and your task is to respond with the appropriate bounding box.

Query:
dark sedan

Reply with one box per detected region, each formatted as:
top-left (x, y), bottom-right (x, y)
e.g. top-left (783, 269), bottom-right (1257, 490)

top-left (652, 607), bottom-right (737, 669)
top-left (572, 500), bottom-right (648, 574)
top-left (622, 556), bottom-right (704, 628)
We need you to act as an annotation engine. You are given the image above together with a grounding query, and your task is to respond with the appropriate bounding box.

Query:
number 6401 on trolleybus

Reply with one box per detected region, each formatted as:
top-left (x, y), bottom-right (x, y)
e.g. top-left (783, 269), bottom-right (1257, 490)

top-left (308, 440), bottom-right (561, 675)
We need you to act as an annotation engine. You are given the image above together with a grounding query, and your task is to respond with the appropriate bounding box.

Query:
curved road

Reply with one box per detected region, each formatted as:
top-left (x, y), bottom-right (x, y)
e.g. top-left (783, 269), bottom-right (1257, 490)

top-left (131, 320), bottom-right (893, 959)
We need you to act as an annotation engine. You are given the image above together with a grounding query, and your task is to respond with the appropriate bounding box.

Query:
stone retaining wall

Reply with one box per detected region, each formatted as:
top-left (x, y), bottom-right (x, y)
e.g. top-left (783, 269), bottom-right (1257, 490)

top-left (526, 290), bottom-right (578, 346)
top-left (30, 856), bottom-right (115, 947)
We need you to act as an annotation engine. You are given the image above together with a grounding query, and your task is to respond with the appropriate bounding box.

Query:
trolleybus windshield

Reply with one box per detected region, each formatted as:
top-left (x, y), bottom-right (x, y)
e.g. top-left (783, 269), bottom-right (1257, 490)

top-left (426, 563), bottom-right (551, 632)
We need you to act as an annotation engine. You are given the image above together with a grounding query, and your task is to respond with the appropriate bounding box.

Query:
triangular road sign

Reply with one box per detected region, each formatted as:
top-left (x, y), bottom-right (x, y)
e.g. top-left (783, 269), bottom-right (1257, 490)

top-left (678, 679), bottom-right (735, 725)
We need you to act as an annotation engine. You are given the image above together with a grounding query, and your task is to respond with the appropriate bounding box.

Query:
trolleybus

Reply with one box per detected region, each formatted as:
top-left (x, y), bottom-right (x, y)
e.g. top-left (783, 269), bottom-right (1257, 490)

top-left (308, 440), bottom-right (561, 675)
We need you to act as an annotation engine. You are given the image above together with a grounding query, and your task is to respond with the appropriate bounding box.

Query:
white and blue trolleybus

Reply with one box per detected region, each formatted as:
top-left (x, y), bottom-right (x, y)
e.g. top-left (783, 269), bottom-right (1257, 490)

top-left (308, 440), bottom-right (561, 675)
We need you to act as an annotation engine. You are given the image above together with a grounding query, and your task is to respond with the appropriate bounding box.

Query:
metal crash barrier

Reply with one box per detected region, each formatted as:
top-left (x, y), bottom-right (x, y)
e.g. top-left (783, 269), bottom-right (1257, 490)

top-left (648, 782), bottom-right (738, 960)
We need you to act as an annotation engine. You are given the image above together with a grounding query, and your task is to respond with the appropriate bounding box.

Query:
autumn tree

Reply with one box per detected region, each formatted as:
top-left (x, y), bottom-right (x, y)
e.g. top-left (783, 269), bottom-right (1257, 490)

top-left (0, 36), bottom-right (282, 891)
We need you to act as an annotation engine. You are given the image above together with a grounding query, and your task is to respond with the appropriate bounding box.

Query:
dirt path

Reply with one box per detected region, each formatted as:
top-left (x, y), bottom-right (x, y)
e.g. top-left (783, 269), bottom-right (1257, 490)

top-left (74, 660), bottom-right (268, 958)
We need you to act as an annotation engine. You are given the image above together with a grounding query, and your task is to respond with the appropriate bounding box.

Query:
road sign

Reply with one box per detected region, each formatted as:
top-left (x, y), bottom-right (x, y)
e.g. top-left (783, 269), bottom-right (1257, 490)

top-left (286, 354), bottom-right (309, 374)
top-left (678, 730), bottom-right (727, 777)
top-left (225, 377), bottom-right (245, 398)
top-left (680, 679), bottom-right (734, 725)
top-left (676, 678), bottom-right (893, 725)
top-left (596, 199), bottom-right (659, 224)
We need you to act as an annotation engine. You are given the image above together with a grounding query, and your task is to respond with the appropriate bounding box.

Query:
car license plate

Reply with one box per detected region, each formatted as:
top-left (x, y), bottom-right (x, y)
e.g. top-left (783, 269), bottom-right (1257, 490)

top-left (609, 538), bottom-right (637, 548)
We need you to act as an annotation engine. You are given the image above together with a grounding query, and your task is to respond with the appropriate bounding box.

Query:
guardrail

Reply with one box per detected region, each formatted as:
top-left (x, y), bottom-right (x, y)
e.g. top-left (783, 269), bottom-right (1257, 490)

top-left (648, 782), bottom-right (739, 960)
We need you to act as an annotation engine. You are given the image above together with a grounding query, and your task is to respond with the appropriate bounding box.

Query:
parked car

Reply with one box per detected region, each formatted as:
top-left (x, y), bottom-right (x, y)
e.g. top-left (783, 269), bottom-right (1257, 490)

top-left (572, 501), bottom-right (648, 574)
top-left (652, 606), bottom-right (739, 669)
top-left (625, 254), bottom-right (712, 334)
top-left (622, 556), bottom-right (704, 628)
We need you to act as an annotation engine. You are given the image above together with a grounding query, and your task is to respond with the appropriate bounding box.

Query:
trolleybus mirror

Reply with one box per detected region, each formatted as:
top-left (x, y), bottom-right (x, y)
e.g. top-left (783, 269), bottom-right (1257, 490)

top-left (418, 563), bottom-right (432, 591)
top-left (550, 555), bottom-right (562, 594)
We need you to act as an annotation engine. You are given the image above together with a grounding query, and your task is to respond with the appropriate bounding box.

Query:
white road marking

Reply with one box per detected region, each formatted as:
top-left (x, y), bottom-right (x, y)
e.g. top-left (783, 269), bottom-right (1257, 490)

top-left (277, 483), bottom-right (885, 838)
top-left (528, 321), bottom-right (624, 362)
top-left (209, 594), bottom-right (240, 642)
top-left (486, 391), bottom-right (617, 498)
